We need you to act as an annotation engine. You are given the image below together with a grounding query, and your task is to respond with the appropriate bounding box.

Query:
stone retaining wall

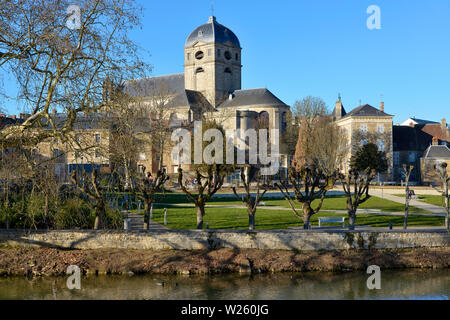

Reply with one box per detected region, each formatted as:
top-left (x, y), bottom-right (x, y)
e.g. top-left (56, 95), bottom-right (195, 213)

top-left (0, 229), bottom-right (448, 251)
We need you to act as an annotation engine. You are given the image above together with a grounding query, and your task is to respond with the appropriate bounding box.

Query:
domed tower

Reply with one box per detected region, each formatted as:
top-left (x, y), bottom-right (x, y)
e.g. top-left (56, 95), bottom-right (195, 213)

top-left (184, 16), bottom-right (242, 107)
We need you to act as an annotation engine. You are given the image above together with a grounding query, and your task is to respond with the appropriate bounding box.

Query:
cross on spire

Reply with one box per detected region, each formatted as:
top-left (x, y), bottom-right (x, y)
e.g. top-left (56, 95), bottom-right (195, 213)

top-left (211, 2), bottom-right (214, 16)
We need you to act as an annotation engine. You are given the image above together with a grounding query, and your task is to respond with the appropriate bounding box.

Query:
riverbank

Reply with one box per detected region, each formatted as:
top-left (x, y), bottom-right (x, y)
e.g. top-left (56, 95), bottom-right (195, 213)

top-left (0, 246), bottom-right (448, 277)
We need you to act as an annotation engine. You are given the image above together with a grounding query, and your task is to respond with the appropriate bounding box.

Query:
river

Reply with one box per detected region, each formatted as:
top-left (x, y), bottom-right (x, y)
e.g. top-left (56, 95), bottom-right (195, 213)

top-left (0, 269), bottom-right (448, 300)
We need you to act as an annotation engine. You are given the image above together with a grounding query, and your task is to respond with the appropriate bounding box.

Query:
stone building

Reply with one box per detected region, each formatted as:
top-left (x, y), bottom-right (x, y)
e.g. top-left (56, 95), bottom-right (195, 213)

top-left (122, 16), bottom-right (290, 177)
top-left (392, 118), bottom-right (449, 184)
top-left (420, 143), bottom-right (450, 185)
top-left (333, 99), bottom-right (394, 181)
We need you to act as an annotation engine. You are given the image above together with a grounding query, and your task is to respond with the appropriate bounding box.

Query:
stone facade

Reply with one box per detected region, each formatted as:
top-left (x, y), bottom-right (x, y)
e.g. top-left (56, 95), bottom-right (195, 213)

top-left (334, 101), bottom-right (394, 181)
top-left (0, 229), bottom-right (448, 251)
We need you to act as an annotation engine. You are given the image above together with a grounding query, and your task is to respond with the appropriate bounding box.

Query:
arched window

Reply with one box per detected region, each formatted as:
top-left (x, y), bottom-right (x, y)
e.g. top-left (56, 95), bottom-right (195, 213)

top-left (195, 67), bottom-right (204, 74)
top-left (235, 53), bottom-right (239, 60)
top-left (257, 111), bottom-right (270, 130)
top-left (224, 67), bottom-right (231, 74)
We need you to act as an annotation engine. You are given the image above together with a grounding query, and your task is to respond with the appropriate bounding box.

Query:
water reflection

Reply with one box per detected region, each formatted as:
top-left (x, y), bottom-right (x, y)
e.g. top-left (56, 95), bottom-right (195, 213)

top-left (0, 269), bottom-right (448, 300)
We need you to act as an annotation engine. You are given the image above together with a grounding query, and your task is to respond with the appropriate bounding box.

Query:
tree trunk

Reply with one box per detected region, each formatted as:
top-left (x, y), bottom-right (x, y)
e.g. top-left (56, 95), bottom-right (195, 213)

top-left (444, 182), bottom-right (449, 231)
top-left (248, 207), bottom-right (256, 230)
top-left (143, 200), bottom-right (150, 230)
top-left (94, 216), bottom-right (100, 230)
top-left (404, 183), bottom-right (410, 230)
top-left (348, 209), bottom-right (356, 230)
top-left (44, 193), bottom-right (49, 229)
top-left (196, 205), bottom-right (205, 230)
top-left (404, 199), bottom-right (409, 230)
top-left (302, 202), bottom-right (313, 230)
top-left (94, 201), bottom-right (105, 230)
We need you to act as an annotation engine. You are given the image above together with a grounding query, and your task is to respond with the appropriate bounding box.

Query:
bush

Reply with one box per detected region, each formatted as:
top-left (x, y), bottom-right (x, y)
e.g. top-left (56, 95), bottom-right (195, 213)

top-left (55, 197), bottom-right (94, 230)
top-left (104, 206), bottom-right (123, 230)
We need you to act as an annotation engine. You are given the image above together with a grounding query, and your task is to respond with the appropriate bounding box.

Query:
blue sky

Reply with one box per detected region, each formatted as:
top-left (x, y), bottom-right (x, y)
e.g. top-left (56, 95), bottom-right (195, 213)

top-left (2, 0), bottom-right (450, 124)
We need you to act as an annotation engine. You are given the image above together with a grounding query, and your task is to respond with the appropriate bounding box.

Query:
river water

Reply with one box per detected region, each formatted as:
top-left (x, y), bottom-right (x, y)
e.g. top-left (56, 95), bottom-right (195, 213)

top-left (0, 269), bottom-right (448, 300)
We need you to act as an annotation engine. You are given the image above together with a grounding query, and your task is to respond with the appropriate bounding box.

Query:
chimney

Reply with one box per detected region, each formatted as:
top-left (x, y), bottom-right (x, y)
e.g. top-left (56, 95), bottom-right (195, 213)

top-left (432, 136), bottom-right (438, 146)
top-left (9, 115), bottom-right (16, 120)
top-left (380, 101), bottom-right (385, 112)
top-left (441, 118), bottom-right (446, 131)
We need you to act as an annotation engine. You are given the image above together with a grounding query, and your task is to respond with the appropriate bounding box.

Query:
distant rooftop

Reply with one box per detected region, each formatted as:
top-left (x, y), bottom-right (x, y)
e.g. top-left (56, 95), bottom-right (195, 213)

top-left (424, 145), bottom-right (450, 158)
top-left (219, 88), bottom-right (288, 108)
top-left (343, 104), bottom-right (392, 118)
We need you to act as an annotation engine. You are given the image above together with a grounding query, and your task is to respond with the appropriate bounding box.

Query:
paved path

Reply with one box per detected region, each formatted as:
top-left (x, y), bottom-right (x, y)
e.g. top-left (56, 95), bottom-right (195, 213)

top-left (368, 189), bottom-right (446, 215)
top-left (288, 225), bottom-right (448, 232)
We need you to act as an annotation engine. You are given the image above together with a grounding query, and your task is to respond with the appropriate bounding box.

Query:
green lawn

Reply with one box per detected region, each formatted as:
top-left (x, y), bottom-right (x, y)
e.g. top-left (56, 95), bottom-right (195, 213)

top-left (152, 194), bottom-right (428, 214)
top-left (143, 206), bottom-right (444, 230)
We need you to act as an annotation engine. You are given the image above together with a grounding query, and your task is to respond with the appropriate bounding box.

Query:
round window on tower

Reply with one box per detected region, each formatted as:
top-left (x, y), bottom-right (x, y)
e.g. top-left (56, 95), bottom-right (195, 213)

top-left (195, 51), bottom-right (204, 60)
top-left (224, 51), bottom-right (232, 60)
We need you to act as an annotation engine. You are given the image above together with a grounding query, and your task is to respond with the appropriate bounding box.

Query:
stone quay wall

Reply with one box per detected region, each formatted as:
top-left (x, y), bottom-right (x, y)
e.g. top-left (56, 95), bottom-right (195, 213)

top-left (0, 229), bottom-right (448, 251)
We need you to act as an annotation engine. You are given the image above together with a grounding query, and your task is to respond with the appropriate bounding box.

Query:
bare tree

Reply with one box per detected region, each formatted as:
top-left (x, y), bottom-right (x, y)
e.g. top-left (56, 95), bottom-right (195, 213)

top-left (177, 120), bottom-right (234, 229)
top-left (402, 164), bottom-right (414, 230)
top-left (0, 0), bottom-right (148, 149)
top-left (276, 96), bottom-right (345, 229)
top-left (338, 143), bottom-right (387, 230)
top-left (434, 162), bottom-right (449, 231)
top-left (338, 168), bottom-right (376, 230)
top-left (232, 166), bottom-right (267, 230)
top-left (135, 167), bottom-right (168, 230)
top-left (70, 169), bottom-right (106, 230)
top-left (178, 167), bottom-right (227, 230)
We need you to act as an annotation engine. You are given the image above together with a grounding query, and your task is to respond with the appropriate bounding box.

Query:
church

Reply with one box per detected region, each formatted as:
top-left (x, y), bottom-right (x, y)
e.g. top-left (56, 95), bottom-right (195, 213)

top-left (123, 16), bottom-right (291, 176)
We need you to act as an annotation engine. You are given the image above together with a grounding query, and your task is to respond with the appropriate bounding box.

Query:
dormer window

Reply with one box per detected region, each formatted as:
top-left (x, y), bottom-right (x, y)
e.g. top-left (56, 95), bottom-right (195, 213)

top-left (198, 30), bottom-right (203, 37)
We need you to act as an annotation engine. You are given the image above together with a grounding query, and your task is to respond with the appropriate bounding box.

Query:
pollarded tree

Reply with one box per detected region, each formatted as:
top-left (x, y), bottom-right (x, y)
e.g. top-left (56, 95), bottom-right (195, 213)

top-left (232, 166), bottom-right (267, 230)
top-left (178, 167), bottom-right (227, 230)
top-left (338, 168), bottom-right (376, 230)
top-left (434, 162), bottom-right (449, 231)
top-left (339, 142), bottom-right (388, 230)
top-left (402, 164), bottom-right (414, 230)
top-left (136, 167), bottom-right (168, 230)
top-left (177, 120), bottom-right (234, 229)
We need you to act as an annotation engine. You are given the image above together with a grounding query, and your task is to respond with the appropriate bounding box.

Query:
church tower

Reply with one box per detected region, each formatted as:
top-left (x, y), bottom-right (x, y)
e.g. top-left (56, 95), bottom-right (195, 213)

top-left (184, 16), bottom-right (242, 107)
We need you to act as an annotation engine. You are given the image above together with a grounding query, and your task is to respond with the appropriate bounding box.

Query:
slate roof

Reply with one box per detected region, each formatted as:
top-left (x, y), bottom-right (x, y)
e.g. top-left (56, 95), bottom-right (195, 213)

top-left (405, 118), bottom-right (438, 125)
top-left (343, 104), bottom-right (393, 118)
top-left (218, 88), bottom-right (288, 108)
top-left (332, 104), bottom-right (347, 120)
top-left (185, 16), bottom-right (240, 48)
top-left (122, 73), bottom-right (185, 98)
top-left (424, 145), bottom-right (450, 159)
